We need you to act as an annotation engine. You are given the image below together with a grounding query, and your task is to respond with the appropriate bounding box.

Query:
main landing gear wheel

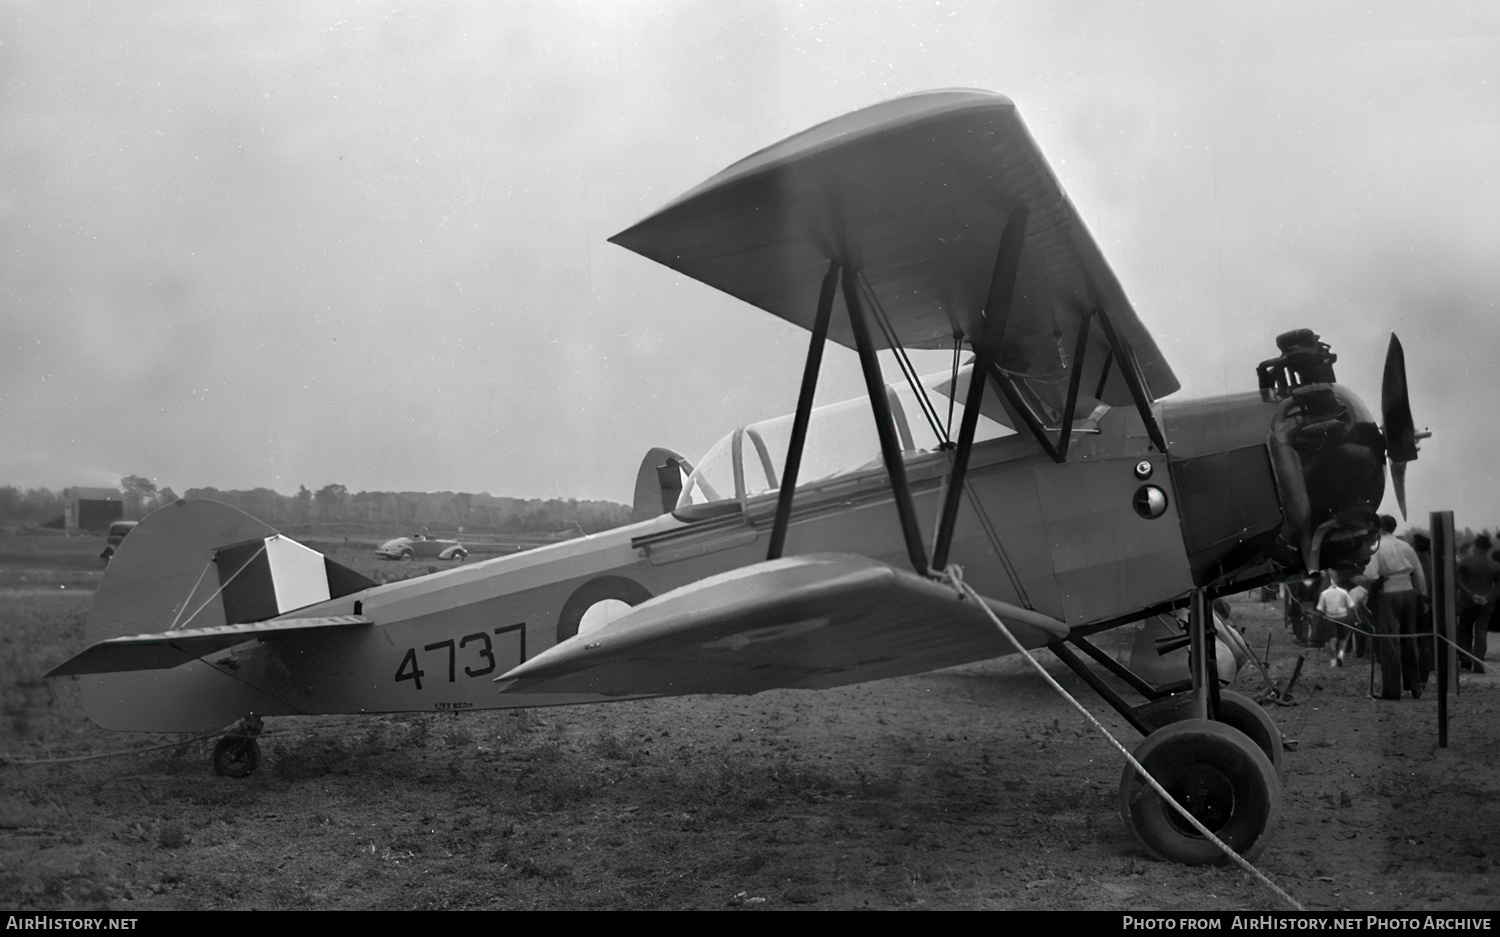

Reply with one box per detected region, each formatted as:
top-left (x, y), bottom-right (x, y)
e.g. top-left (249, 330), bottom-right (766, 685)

top-left (1119, 719), bottom-right (1282, 865)
top-left (213, 736), bottom-right (261, 778)
top-left (1134, 688), bottom-right (1284, 774)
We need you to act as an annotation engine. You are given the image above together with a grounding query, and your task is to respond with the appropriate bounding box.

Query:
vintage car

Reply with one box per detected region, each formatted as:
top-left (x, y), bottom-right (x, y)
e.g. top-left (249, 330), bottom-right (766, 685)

top-left (375, 532), bottom-right (468, 562)
top-left (100, 520), bottom-right (138, 565)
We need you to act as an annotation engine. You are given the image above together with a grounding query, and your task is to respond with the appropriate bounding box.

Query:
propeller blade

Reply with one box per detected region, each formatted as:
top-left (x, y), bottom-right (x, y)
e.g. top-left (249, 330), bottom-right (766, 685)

top-left (1391, 461), bottom-right (1409, 521)
top-left (1382, 334), bottom-right (1418, 464)
top-left (1382, 333), bottom-right (1419, 520)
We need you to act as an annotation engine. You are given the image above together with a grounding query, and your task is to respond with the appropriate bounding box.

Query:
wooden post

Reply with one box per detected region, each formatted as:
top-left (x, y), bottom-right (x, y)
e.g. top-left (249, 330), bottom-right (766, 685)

top-left (1431, 510), bottom-right (1456, 748)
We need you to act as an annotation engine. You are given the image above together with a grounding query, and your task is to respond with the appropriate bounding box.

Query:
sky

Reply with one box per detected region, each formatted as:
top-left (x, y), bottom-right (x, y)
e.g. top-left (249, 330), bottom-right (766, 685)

top-left (3, 1), bottom-right (1498, 526)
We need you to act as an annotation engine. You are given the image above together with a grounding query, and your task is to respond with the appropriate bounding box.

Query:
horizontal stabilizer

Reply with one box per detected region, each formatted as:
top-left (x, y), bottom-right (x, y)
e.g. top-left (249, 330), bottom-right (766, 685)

top-left (48, 615), bottom-right (372, 677)
top-left (496, 553), bottom-right (1067, 698)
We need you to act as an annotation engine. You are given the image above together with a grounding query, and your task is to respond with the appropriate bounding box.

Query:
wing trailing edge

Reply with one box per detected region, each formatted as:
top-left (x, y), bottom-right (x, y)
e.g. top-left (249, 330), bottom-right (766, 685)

top-left (496, 553), bottom-right (1068, 698)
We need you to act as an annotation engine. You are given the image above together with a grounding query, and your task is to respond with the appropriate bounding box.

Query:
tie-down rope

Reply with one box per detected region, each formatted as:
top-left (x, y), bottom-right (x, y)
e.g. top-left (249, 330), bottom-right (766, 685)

top-left (1335, 619), bottom-right (1488, 669)
top-left (935, 565), bottom-right (1305, 912)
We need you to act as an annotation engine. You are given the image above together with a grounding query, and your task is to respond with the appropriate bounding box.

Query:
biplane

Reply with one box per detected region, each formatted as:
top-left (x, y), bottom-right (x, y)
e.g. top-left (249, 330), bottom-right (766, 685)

top-left (50, 90), bottom-right (1422, 865)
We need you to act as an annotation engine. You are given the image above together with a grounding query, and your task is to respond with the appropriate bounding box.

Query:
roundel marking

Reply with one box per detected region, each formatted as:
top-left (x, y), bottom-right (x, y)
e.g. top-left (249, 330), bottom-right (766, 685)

top-left (555, 575), bottom-right (653, 644)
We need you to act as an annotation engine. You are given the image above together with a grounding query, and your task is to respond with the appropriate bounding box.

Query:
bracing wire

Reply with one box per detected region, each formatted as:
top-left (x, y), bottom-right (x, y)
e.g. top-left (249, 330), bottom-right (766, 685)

top-left (947, 336), bottom-right (962, 442)
top-left (166, 560), bottom-right (216, 632)
top-left (857, 272), bottom-right (948, 446)
top-left (171, 539), bottom-right (269, 632)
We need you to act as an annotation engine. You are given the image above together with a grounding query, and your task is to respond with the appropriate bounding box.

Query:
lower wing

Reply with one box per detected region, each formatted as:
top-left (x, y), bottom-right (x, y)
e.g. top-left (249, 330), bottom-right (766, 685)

top-left (496, 553), bottom-right (1068, 698)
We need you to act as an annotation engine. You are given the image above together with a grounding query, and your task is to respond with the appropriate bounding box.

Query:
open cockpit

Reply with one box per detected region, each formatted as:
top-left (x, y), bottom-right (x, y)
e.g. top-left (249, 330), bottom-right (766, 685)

top-left (668, 364), bottom-right (1112, 521)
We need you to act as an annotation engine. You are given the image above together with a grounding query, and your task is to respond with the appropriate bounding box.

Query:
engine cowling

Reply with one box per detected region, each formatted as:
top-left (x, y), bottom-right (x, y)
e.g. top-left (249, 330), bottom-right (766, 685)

top-left (1259, 330), bottom-right (1388, 574)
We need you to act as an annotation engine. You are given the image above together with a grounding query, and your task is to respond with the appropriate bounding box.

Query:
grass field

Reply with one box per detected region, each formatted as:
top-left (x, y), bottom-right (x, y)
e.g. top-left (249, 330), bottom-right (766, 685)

top-left (3, 530), bottom-right (1499, 911)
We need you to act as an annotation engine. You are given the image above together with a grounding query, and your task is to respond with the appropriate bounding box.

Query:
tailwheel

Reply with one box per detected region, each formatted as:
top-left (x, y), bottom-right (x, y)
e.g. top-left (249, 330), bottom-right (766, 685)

top-left (1119, 719), bottom-right (1282, 864)
top-left (1134, 688), bottom-right (1284, 774)
top-left (212, 715), bottom-right (264, 778)
top-left (213, 734), bottom-right (261, 778)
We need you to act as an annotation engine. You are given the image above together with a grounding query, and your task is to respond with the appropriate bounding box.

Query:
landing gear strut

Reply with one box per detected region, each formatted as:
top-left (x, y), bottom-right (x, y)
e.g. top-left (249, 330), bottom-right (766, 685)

top-left (1135, 688), bottom-right (1283, 774)
top-left (1120, 590), bottom-right (1283, 863)
top-left (1058, 589), bottom-right (1285, 863)
top-left (213, 715), bottom-right (263, 778)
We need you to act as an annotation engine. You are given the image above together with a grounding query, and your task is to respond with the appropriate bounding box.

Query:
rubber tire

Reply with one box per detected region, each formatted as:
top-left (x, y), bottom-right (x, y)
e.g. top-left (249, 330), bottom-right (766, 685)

top-left (401, 550), bottom-right (414, 562)
top-left (1119, 719), bottom-right (1282, 865)
top-left (1135, 689), bottom-right (1284, 775)
top-left (213, 736), bottom-right (260, 778)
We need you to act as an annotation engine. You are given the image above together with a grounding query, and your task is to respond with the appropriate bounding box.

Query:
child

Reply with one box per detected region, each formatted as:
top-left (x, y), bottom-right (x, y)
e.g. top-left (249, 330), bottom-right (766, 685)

top-left (1316, 573), bottom-right (1355, 666)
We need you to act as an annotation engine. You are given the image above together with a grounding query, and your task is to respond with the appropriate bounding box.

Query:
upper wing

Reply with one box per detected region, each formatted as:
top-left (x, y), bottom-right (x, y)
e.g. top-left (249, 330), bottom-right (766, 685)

top-left (495, 553), bottom-right (1069, 698)
top-left (609, 89), bottom-right (1178, 405)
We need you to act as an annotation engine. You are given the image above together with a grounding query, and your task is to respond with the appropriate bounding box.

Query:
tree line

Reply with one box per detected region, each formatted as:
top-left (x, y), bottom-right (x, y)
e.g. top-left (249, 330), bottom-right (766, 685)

top-left (0, 478), bottom-right (631, 536)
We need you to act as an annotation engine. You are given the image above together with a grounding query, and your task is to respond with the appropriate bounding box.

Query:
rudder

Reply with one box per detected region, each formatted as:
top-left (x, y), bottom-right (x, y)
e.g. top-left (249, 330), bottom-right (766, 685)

top-left (61, 500), bottom-right (374, 733)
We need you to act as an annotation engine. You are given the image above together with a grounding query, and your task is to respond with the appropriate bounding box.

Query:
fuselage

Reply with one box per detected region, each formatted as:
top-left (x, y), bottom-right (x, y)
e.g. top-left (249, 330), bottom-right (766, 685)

top-left (78, 373), bottom-right (1391, 733)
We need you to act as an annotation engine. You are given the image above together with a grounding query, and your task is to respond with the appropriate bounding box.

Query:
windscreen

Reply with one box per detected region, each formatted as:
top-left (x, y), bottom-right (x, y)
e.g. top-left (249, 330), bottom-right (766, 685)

top-left (676, 369), bottom-right (1013, 509)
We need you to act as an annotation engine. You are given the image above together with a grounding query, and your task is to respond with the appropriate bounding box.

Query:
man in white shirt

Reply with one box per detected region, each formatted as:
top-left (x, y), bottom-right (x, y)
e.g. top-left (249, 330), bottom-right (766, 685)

top-left (1364, 515), bottom-right (1430, 700)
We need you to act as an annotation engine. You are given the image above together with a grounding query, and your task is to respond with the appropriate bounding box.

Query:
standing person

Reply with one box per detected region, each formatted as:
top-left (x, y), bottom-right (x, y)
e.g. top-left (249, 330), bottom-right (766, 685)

top-left (1347, 579), bottom-right (1372, 659)
top-left (1456, 534), bottom-right (1500, 673)
top-left (1365, 515), bottom-right (1430, 699)
top-left (1487, 542), bottom-right (1500, 662)
top-left (1285, 576), bottom-right (1318, 646)
top-left (1411, 532), bottom-right (1435, 604)
top-left (1316, 573), bottom-right (1355, 666)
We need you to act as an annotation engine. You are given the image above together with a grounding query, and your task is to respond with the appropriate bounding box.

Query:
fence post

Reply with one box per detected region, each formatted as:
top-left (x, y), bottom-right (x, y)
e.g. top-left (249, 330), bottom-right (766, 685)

top-left (1431, 511), bottom-right (1456, 748)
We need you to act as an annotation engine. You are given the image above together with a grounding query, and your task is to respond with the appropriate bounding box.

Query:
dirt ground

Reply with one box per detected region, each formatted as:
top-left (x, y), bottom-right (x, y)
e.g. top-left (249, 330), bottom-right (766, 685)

top-left (2, 531), bottom-right (1497, 912)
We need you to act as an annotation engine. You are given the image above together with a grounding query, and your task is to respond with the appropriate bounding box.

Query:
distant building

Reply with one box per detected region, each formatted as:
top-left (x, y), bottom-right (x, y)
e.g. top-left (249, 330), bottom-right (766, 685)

top-left (64, 487), bottom-right (123, 532)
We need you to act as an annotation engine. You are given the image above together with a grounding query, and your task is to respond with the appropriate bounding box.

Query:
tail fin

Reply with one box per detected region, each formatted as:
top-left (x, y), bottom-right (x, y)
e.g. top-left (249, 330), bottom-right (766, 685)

top-left (54, 499), bottom-right (375, 732)
top-left (81, 499), bottom-right (373, 643)
top-left (213, 532), bottom-right (374, 626)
